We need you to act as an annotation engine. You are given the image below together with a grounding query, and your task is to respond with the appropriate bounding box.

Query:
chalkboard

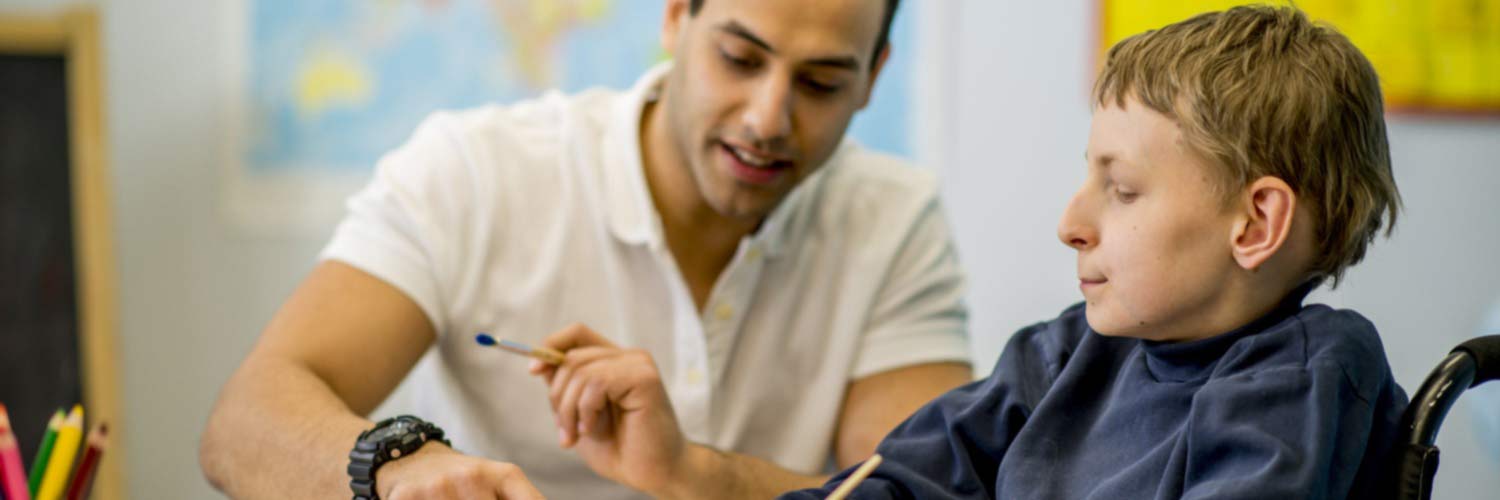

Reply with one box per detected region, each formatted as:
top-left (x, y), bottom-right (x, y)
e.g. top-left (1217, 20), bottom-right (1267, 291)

top-left (0, 10), bottom-right (125, 500)
top-left (0, 52), bottom-right (83, 467)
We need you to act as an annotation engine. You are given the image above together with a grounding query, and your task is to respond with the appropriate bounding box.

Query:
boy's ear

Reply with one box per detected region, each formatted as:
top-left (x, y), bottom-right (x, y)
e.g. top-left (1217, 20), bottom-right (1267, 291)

top-left (1230, 176), bottom-right (1298, 271)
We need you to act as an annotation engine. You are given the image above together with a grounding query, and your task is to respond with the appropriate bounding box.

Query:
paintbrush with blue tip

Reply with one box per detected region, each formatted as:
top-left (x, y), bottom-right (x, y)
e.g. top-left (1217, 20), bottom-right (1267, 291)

top-left (475, 333), bottom-right (566, 365)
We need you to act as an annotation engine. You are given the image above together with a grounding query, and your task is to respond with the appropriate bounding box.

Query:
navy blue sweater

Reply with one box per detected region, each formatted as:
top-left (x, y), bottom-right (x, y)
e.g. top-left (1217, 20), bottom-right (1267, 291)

top-left (783, 293), bottom-right (1408, 499)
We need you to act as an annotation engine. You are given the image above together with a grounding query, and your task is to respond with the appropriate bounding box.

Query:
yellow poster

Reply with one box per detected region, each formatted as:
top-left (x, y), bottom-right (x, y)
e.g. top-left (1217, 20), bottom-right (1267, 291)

top-left (1100, 0), bottom-right (1500, 113)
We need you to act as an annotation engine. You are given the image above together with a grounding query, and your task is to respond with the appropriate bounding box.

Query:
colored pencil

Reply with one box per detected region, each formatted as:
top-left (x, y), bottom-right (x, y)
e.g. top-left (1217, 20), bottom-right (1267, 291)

top-left (62, 423), bottom-right (105, 500)
top-left (35, 406), bottom-right (82, 500)
top-left (26, 411), bottom-right (62, 496)
top-left (827, 454), bottom-right (883, 500)
top-left (0, 404), bottom-right (32, 500)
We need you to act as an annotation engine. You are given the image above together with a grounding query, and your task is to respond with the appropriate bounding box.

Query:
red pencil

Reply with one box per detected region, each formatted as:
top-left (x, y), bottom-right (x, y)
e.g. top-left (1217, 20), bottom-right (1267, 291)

top-left (62, 422), bottom-right (106, 500)
top-left (0, 403), bottom-right (32, 500)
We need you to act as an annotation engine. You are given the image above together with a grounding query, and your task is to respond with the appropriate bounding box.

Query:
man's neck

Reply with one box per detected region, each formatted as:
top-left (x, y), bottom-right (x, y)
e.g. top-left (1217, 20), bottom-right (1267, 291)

top-left (639, 92), bottom-right (759, 309)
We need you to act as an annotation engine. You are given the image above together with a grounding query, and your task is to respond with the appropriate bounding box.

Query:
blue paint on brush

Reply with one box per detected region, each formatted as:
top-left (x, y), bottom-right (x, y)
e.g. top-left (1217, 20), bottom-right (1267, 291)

top-left (475, 333), bottom-right (497, 346)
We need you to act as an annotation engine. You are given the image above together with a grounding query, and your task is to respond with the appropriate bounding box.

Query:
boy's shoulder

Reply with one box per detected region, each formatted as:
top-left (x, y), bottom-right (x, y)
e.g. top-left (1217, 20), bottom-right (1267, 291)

top-left (993, 303), bottom-right (1104, 382)
top-left (1217, 304), bottom-right (1400, 403)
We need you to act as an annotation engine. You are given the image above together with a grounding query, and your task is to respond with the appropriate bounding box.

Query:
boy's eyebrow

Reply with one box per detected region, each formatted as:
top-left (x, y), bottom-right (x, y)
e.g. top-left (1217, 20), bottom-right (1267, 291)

top-left (717, 20), bottom-right (862, 72)
top-left (1086, 151), bottom-right (1118, 170)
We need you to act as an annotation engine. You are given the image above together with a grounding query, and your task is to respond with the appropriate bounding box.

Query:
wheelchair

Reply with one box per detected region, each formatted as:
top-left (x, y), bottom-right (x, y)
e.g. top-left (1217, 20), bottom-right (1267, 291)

top-left (1395, 335), bottom-right (1500, 500)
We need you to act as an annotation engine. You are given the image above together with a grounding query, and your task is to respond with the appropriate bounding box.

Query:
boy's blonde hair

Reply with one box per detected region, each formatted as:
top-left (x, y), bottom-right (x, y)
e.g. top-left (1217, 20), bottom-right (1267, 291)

top-left (1093, 4), bottom-right (1401, 286)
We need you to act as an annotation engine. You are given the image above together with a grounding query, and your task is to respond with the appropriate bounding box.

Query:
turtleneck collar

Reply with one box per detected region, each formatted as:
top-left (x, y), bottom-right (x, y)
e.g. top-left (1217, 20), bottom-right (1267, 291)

top-left (1139, 281), bottom-right (1319, 383)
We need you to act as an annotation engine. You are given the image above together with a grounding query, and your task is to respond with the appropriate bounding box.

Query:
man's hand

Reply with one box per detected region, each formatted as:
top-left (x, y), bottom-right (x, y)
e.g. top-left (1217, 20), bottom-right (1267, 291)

top-left (529, 324), bottom-right (690, 495)
top-left (375, 442), bottom-right (546, 500)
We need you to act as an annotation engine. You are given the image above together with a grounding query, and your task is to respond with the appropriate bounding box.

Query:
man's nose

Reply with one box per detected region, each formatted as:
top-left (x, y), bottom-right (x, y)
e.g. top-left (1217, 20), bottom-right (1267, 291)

top-left (743, 78), bottom-right (792, 144)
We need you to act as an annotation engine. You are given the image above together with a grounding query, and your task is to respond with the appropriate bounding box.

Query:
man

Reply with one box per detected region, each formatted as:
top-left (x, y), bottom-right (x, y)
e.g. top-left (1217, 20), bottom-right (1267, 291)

top-left (200, 0), bottom-right (972, 498)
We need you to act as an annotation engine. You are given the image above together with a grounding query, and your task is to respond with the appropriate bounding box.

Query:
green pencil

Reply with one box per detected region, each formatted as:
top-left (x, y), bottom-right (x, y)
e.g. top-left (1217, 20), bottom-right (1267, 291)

top-left (29, 409), bottom-right (64, 495)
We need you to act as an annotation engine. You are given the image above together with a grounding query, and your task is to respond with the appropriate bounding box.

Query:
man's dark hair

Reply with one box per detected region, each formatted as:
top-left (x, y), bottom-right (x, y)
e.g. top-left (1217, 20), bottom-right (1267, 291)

top-left (688, 0), bottom-right (901, 71)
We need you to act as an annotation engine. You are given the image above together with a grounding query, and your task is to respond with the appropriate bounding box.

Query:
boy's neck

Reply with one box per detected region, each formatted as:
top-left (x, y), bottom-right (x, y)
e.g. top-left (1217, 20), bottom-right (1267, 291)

top-left (1162, 274), bottom-right (1317, 343)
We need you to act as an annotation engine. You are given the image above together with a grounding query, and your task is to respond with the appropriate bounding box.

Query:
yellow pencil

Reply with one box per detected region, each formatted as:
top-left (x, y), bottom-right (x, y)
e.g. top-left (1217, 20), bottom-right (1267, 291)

top-left (35, 405), bottom-right (83, 500)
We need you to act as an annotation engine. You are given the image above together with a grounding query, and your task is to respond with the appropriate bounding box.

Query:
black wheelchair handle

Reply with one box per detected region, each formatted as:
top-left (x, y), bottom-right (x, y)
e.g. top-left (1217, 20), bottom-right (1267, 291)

top-left (1393, 335), bottom-right (1500, 500)
top-left (1454, 335), bottom-right (1500, 385)
top-left (1401, 351), bottom-right (1474, 447)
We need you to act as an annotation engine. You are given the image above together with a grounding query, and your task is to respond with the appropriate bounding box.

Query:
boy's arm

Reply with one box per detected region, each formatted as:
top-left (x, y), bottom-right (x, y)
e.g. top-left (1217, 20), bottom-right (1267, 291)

top-left (1177, 362), bottom-right (1402, 499)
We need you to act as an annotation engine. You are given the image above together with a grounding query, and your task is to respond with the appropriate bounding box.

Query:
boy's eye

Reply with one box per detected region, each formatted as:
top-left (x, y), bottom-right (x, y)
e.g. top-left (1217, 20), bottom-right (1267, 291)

top-left (1114, 186), bottom-right (1139, 203)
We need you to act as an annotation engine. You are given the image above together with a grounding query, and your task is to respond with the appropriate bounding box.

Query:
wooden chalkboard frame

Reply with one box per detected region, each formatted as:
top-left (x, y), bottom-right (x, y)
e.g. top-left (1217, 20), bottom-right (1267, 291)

top-left (0, 9), bottom-right (125, 500)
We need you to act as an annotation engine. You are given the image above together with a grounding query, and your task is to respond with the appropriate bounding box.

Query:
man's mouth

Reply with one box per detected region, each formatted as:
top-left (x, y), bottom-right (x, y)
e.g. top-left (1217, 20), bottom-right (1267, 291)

top-left (722, 141), bottom-right (789, 168)
top-left (720, 141), bottom-right (792, 185)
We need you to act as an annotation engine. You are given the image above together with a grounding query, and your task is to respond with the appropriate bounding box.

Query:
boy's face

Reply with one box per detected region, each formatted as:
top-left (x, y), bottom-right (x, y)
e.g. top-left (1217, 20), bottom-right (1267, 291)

top-left (1059, 99), bottom-right (1242, 342)
top-left (659, 0), bottom-right (887, 220)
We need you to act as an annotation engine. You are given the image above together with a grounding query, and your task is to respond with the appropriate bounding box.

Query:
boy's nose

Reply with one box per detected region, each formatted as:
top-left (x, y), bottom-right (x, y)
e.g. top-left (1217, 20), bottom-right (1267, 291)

top-left (1057, 191), bottom-right (1098, 250)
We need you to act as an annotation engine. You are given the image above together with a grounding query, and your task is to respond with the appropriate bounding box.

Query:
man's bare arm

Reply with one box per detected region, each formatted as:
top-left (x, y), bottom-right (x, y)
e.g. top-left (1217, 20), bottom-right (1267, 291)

top-left (833, 362), bottom-right (973, 466)
top-left (200, 261), bottom-right (433, 498)
top-left (663, 361), bottom-right (973, 499)
top-left (200, 261), bottom-right (543, 499)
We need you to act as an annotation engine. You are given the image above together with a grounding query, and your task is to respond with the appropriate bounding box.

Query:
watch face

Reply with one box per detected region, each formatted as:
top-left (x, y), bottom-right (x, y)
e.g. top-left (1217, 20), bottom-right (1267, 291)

top-left (367, 419), bottom-right (413, 442)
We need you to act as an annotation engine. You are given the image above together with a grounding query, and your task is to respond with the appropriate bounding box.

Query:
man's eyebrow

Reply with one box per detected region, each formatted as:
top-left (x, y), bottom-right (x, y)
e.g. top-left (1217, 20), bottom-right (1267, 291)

top-left (719, 21), bottom-right (773, 53)
top-left (717, 20), bottom-right (862, 72)
top-left (806, 55), bottom-right (861, 71)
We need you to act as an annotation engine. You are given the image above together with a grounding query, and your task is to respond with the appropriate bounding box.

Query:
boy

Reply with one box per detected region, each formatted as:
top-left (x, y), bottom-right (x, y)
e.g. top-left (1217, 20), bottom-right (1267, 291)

top-left (781, 5), bottom-right (1407, 499)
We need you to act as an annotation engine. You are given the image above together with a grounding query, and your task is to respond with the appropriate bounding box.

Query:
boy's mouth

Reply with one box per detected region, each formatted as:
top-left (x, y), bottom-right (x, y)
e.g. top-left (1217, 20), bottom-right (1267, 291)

top-left (1079, 277), bottom-right (1108, 291)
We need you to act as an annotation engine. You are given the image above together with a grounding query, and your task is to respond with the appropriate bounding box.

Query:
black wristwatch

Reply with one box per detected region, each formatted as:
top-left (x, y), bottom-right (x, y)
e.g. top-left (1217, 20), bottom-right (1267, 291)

top-left (348, 415), bottom-right (450, 500)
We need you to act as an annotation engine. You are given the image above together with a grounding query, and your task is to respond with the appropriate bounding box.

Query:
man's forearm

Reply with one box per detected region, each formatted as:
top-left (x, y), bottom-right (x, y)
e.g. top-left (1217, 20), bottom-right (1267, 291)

top-left (200, 357), bottom-right (372, 499)
top-left (657, 444), bottom-right (827, 500)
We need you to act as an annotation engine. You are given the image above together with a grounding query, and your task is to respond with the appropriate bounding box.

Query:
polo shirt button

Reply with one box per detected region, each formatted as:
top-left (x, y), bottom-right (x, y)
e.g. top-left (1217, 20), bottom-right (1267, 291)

top-left (747, 246), bottom-right (762, 260)
top-left (715, 303), bottom-right (734, 321)
top-left (686, 368), bottom-right (704, 385)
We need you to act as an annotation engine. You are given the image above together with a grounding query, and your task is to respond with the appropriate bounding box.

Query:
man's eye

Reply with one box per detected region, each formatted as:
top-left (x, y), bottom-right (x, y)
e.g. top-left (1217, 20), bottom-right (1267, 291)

top-left (720, 50), bottom-right (758, 69)
top-left (801, 78), bottom-right (841, 94)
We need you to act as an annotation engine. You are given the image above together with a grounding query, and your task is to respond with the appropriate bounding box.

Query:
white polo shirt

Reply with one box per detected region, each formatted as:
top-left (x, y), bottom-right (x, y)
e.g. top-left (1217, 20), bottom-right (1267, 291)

top-left (321, 64), bottom-right (970, 499)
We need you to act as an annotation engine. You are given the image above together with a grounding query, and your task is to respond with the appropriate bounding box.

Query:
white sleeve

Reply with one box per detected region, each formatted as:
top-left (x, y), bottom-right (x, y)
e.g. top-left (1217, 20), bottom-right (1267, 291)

top-left (850, 199), bottom-right (972, 379)
top-left (319, 114), bottom-right (478, 336)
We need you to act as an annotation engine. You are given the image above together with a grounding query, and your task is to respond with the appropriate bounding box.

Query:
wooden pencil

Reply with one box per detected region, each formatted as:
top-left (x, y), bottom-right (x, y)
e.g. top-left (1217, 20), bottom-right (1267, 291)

top-left (827, 454), bottom-right (882, 500)
top-left (27, 410), bottom-right (63, 496)
top-left (63, 423), bottom-right (106, 500)
top-left (0, 404), bottom-right (33, 500)
top-left (35, 405), bottom-right (83, 500)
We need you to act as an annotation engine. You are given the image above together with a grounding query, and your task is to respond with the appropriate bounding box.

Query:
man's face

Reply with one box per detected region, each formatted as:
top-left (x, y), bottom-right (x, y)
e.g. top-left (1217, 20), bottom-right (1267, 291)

top-left (660, 0), bottom-right (887, 220)
top-left (1059, 99), bottom-right (1241, 342)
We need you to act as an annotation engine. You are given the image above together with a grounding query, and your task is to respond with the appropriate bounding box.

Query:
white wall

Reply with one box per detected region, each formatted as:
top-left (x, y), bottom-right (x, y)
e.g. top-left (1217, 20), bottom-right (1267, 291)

top-left (100, 0), bottom-right (331, 497)
top-left (939, 1), bottom-right (1500, 498)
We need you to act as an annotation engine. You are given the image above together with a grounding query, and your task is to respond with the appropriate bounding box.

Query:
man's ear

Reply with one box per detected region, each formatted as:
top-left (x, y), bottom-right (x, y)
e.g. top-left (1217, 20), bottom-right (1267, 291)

top-left (859, 45), bottom-right (891, 109)
top-left (1230, 176), bottom-right (1298, 271)
top-left (661, 0), bottom-right (692, 57)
